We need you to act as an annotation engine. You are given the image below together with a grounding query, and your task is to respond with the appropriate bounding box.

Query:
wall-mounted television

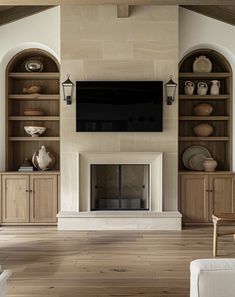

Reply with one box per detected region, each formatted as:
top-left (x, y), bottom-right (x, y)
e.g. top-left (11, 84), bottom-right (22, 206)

top-left (76, 81), bottom-right (163, 132)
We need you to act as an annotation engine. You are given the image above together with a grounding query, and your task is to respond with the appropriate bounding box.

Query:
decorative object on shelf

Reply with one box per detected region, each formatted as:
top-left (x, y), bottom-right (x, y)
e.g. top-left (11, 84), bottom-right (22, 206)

top-left (18, 158), bottom-right (34, 172)
top-left (193, 123), bottom-right (214, 137)
top-left (32, 145), bottom-right (55, 171)
top-left (23, 109), bottom-right (44, 116)
top-left (193, 55), bottom-right (212, 73)
top-left (23, 85), bottom-right (42, 94)
top-left (193, 103), bottom-right (213, 116)
top-left (203, 157), bottom-right (218, 172)
top-left (184, 80), bottom-right (195, 95)
top-left (182, 145), bottom-right (212, 170)
top-left (188, 153), bottom-right (209, 171)
top-left (24, 58), bottom-right (43, 72)
top-left (197, 82), bottom-right (208, 95)
top-left (62, 74), bottom-right (74, 105)
top-left (164, 75), bottom-right (177, 105)
top-left (210, 80), bottom-right (220, 95)
top-left (24, 126), bottom-right (46, 137)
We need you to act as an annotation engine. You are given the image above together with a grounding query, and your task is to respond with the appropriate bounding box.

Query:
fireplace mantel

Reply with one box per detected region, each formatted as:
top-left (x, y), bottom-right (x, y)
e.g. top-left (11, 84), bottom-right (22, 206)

top-left (58, 151), bottom-right (182, 230)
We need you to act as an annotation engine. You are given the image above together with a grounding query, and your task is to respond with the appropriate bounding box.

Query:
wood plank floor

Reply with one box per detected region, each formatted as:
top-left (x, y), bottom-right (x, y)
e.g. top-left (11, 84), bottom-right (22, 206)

top-left (1, 226), bottom-right (235, 297)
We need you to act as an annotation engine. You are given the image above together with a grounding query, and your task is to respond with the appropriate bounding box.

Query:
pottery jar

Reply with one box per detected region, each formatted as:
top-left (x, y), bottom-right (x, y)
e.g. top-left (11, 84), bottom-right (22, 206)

top-left (193, 123), bottom-right (214, 137)
top-left (203, 158), bottom-right (218, 172)
top-left (184, 81), bottom-right (195, 95)
top-left (197, 82), bottom-right (208, 95)
top-left (193, 103), bottom-right (213, 116)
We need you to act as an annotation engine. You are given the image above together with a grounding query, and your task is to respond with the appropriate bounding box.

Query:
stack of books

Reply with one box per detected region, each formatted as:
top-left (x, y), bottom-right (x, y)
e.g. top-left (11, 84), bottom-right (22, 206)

top-left (18, 165), bottom-right (34, 172)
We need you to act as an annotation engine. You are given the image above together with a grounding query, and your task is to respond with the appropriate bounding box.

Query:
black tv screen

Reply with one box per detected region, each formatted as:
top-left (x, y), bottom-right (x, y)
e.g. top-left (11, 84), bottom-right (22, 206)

top-left (76, 81), bottom-right (163, 132)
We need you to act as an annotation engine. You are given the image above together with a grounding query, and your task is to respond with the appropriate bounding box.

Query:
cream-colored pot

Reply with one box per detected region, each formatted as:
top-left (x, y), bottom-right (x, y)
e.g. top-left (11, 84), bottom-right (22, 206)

top-left (203, 158), bottom-right (218, 172)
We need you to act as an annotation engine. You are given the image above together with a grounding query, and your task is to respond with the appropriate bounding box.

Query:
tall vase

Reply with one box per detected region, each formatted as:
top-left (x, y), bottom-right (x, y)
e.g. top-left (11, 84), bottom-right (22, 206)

top-left (32, 145), bottom-right (55, 171)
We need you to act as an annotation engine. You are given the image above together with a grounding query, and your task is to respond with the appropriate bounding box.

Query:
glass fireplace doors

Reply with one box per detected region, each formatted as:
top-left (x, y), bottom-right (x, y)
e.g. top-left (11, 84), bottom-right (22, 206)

top-left (91, 164), bottom-right (149, 211)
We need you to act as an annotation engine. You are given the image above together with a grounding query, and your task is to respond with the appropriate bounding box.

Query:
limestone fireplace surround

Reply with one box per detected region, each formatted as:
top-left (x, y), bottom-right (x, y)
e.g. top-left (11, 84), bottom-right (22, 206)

top-left (58, 152), bottom-right (182, 230)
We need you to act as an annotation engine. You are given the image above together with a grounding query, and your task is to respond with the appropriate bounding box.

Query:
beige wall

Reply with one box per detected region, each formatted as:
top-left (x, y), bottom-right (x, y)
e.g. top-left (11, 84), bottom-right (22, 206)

top-left (60, 5), bottom-right (179, 212)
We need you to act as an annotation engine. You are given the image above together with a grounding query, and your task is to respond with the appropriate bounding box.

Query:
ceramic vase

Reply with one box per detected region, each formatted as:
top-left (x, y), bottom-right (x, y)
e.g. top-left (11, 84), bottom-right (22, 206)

top-left (184, 81), bottom-right (195, 95)
top-left (203, 158), bottom-right (218, 172)
top-left (210, 80), bottom-right (220, 95)
top-left (32, 145), bottom-right (55, 171)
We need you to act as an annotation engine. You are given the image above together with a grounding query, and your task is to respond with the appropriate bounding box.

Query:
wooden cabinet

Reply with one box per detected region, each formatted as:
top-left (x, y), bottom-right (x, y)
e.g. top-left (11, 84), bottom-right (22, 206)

top-left (180, 174), bottom-right (209, 223)
top-left (180, 173), bottom-right (235, 223)
top-left (1, 173), bottom-right (59, 224)
top-left (2, 175), bottom-right (29, 223)
top-left (30, 175), bottom-right (58, 223)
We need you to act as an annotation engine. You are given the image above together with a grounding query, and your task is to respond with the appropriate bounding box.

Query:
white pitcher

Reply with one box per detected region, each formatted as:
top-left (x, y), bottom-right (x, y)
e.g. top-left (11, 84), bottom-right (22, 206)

top-left (210, 80), bottom-right (220, 95)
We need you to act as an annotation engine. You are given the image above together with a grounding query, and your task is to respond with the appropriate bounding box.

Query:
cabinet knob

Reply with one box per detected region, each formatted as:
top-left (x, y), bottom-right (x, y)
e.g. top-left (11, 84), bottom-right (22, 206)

top-left (206, 189), bottom-right (214, 192)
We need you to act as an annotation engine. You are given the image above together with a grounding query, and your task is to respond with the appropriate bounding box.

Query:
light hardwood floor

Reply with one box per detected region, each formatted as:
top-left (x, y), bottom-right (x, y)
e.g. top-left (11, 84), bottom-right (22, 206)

top-left (1, 226), bottom-right (235, 297)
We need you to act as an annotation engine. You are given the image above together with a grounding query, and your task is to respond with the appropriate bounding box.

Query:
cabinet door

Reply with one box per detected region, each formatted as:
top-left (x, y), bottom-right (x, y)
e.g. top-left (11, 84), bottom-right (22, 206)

top-left (180, 174), bottom-right (209, 223)
top-left (2, 175), bottom-right (30, 223)
top-left (30, 175), bottom-right (58, 223)
top-left (210, 175), bottom-right (235, 215)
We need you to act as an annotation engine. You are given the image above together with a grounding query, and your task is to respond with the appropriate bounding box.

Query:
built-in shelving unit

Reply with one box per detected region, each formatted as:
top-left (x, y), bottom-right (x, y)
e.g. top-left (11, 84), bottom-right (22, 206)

top-left (6, 49), bottom-right (60, 171)
top-left (179, 48), bottom-right (232, 172)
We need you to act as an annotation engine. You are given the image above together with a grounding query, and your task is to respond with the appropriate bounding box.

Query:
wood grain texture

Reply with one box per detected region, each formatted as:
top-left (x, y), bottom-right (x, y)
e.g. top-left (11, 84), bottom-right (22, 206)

top-left (183, 6), bottom-right (235, 26)
top-left (1, 227), bottom-right (235, 297)
top-left (0, 0), bottom-right (235, 4)
top-left (0, 6), bottom-right (54, 26)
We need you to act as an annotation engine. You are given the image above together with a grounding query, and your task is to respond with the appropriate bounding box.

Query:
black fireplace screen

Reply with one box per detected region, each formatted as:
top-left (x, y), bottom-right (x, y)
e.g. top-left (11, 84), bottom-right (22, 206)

top-left (91, 164), bottom-right (149, 210)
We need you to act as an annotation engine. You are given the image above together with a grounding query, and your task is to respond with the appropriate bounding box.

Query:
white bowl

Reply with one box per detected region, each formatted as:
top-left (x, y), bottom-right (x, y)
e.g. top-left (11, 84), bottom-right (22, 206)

top-left (24, 126), bottom-right (46, 137)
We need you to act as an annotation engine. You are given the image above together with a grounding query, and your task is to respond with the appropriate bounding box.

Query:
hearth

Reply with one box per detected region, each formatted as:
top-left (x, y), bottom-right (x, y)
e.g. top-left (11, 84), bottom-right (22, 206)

top-left (91, 164), bottom-right (149, 210)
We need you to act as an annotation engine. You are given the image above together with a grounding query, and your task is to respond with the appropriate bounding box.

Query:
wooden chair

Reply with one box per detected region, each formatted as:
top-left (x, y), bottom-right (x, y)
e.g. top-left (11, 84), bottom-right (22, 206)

top-left (212, 213), bottom-right (235, 257)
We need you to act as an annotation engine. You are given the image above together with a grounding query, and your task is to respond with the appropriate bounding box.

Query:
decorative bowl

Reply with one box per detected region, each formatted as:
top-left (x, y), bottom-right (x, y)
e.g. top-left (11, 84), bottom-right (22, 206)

top-left (193, 123), bottom-right (214, 137)
top-left (23, 109), bottom-right (44, 116)
top-left (193, 103), bottom-right (213, 116)
top-left (23, 85), bottom-right (42, 94)
top-left (24, 59), bottom-right (43, 72)
top-left (24, 126), bottom-right (46, 137)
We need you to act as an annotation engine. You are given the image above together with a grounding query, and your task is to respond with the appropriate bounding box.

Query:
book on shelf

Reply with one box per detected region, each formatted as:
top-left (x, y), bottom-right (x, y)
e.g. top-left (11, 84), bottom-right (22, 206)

top-left (18, 166), bottom-right (34, 172)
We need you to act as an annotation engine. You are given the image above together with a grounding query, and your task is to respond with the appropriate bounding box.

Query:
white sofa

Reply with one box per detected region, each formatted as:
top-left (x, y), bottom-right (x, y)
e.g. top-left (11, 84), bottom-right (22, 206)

top-left (0, 266), bottom-right (11, 297)
top-left (190, 259), bottom-right (235, 297)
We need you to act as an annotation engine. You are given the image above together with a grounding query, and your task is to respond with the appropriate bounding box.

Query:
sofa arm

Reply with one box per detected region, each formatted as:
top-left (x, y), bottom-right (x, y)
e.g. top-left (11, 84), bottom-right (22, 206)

top-left (190, 259), bottom-right (235, 297)
top-left (0, 266), bottom-right (12, 297)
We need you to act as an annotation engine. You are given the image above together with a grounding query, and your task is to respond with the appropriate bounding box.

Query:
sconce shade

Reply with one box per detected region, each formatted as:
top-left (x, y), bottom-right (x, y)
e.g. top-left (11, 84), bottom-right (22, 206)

top-left (165, 75), bottom-right (177, 105)
top-left (62, 75), bottom-right (74, 105)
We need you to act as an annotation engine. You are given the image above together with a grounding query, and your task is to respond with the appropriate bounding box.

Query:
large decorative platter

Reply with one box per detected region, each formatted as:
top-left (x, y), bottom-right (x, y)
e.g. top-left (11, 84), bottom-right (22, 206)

top-left (182, 145), bottom-right (212, 170)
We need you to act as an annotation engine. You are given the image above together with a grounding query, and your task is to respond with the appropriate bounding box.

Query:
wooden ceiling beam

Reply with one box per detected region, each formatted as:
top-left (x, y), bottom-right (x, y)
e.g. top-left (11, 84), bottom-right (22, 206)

top-left (117, 5), bottom-right (129, 18)
top-left (0, 1), bottom-right (235, 5)
top-left (182, 5), bottom-right (235, 26)
top-left (0, 6), bottom-right (54, 26)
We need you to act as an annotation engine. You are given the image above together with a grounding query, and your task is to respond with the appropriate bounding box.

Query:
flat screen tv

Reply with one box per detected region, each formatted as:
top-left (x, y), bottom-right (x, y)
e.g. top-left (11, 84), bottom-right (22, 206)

top-left (76, 81), bottom-right (163, 132)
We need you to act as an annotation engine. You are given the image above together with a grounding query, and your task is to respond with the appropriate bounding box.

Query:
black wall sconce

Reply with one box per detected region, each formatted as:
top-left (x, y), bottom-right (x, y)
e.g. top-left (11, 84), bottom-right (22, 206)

top-left (165, 75), bottom-right (177, 105)
top-left (62, 74), bottom-right (74, 105)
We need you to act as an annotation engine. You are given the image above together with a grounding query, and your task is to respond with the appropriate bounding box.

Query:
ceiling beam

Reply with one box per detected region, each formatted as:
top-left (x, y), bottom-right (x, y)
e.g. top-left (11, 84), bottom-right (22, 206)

top-left (0, 6), bottom-right (54, 26)
top-left (0, 0), bottom-right (235, 5)
top-left (117, 5), bottom-right (129, 18)
top-left (182, 5), bottom-right (235, 26)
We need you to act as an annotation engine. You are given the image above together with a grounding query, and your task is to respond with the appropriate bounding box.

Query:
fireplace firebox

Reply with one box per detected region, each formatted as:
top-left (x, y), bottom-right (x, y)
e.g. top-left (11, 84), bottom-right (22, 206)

top-left (91, 164), bottom-right (149, 210)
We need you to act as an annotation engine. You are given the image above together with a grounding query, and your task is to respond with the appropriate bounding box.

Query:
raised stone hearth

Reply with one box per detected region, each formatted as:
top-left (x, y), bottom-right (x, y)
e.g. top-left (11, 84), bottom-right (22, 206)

top-left (58, 152), bottom-right (182, 230)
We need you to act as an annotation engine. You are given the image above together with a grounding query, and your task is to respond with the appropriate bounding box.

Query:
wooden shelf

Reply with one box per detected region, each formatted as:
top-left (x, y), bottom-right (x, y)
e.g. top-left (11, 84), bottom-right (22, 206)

top-left (179, 137), bottom-right (229, 141)
top-left (9, 94), bottom-right (60, 100)
top-left (179, 116), bottom-right (230, 121)
top-left (9, 137), bottom-right (60, 141)
top-left (8, 72), bottom-right (59, 79)
top-left (179, 72), bottom-right (230, 79)
top-left (9, 116), bottom-right (60, 121)
top-left (179, 95), bottom-right (229, 100)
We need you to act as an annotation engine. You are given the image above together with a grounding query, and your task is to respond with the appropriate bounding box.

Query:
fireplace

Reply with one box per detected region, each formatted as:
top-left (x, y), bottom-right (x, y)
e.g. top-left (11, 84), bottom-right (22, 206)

top-left (91, 164), bottom-right (149, 210)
